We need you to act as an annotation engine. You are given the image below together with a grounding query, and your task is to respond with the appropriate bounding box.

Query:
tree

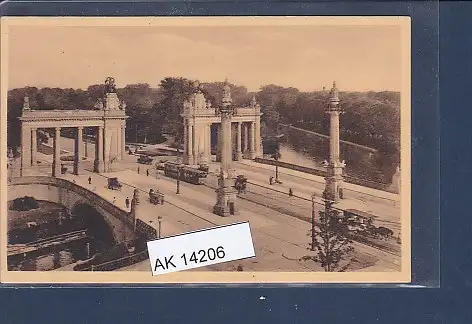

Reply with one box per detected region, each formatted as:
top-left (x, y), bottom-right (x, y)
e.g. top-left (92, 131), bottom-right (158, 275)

top-left (302, 199), bottom-right (354, 272)
top-left (152, 77), bottom-right (196, 145)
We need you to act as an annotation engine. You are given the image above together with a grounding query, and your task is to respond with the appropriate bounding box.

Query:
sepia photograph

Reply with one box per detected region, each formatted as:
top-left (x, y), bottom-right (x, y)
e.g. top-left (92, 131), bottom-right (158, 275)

top-left (1, 17), bottom-right (411, 283)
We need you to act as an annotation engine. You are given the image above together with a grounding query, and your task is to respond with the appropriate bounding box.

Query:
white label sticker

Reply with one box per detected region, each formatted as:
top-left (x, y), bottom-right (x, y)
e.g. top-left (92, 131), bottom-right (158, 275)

top-left (147, 222), bottom-right (255, 275)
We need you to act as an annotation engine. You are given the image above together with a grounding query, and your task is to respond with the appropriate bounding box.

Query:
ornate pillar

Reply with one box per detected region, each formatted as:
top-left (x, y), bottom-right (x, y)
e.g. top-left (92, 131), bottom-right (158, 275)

top-left (52, 127), bottom-right (61, 177)
top-left (235, 122), bottom-right (242, 161)
top-left (94, 126), bottom-right (104, 173)
top-left (20, 124), bottom-right (31, 177)
top-left (249, 122), bottom-right (256, 159)
top-left (31, 128), bottom-right (37, 166)
top-left (323, 81), bottom-right (344, 202)
top-left (73, 127), bottom-right (83, 175)
top-left (214, 79), bottom-right (237, 216)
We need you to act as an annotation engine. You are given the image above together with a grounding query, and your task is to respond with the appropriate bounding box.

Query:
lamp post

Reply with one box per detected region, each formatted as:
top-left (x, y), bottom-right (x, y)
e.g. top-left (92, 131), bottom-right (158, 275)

top-left (158, 216), bottom-right (162, 239)
top-left (176, 165), bottom-right (183, 194)
top-left (311, 193), bottom-right (316, 251)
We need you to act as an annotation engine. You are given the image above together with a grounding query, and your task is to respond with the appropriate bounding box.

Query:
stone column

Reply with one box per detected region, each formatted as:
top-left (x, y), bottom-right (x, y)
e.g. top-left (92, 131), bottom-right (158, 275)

top-left (52, 127), bottom-right (61, 177)
top-left (255, 116), bottom-right (261, 157)
top-left (73, 127), bottom-right (83, 175)
top-left (103, 127), bottom-right (110, 172)
top-left (235, 122), bottom-right (242, 161)
top-left (20, 124), bottom-right (31, 177)
top-left (184, 121), bottom-right (194, 165)
top-left (183, 119), bottom-right (188, 163)
top-left (207, 123), bottom-right (212, 163)
top-left (191, 122), bottom-right (196, 164)
top-left (31, 128), bottom-right (37, 166)
top-left (94, 126), bottom-right (104, 173)
top-left (249, 122), bottom-right (256, 159)
top-left (121, 124), bottom-right (126, 160)
top-left (216, 123), bottom-right (222, 162)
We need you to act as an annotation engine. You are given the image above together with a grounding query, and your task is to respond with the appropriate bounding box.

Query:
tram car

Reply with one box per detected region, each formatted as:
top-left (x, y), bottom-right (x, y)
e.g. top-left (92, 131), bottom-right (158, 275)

top-left (163, 162), bottom-right (207, 185)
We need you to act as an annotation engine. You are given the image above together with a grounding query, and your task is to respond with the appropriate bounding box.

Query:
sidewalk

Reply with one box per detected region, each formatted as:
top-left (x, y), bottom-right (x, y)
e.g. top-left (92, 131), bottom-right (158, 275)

top-left (238, 159), bottom-right (400, 202)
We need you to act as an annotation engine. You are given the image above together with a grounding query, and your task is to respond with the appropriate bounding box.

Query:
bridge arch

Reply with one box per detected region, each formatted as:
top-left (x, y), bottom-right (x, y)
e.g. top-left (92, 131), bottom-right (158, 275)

top-left (71, 203), bottom-right (117, 245)
top-left (8, 176), bottom-right (136, 243)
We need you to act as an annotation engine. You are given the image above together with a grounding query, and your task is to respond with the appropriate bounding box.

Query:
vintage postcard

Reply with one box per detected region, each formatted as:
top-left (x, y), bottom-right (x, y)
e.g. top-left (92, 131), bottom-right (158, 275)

top-left (0, 16), bottom-right (411, 284)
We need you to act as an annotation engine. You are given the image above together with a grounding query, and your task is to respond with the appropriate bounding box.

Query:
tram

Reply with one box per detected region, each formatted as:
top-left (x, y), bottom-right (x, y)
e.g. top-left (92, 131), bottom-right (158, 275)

top-left (163, 162), bottom-right (207, 185)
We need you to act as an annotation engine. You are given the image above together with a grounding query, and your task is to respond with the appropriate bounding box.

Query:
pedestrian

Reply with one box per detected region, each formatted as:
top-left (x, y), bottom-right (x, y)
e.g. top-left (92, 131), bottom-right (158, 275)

top-left (88, 176), bottom-right (92, 184)
top-left (146, 169), bottom-right (149, 177)
top-left (269, 176), bottom-right (273, 185)
top-left (137, 166), bottom-right (140, 174)
top-left (125, 197), bottom-right (130, 209)
top-left (289, 188), bottom-right (293, 197)
top-left (113, 197), bottom-right (116, 204)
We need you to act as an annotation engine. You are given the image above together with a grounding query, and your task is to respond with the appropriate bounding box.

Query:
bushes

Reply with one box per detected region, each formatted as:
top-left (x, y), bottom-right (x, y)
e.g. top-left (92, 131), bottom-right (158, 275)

top-left (11, 196), bottom-right (39, 211)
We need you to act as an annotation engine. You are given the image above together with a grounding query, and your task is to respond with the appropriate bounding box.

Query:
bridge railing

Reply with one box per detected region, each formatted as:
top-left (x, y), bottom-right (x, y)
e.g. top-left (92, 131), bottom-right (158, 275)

top-left (254, 157), bottom-right (396, 193)
top-left (10, 176), bottom-right (136, 227)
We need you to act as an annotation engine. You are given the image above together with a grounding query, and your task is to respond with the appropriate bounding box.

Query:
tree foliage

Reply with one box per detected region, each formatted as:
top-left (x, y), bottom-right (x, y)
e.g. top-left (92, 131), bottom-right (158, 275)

top-left (7, 79), bottom-right (400, 182)
top-left (303, 200), bottom-right (354, 272)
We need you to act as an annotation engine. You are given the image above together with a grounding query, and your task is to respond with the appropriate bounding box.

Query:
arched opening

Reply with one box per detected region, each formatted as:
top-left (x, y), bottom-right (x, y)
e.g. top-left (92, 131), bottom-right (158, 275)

top-left (71, 204), bottom-right (116, 246)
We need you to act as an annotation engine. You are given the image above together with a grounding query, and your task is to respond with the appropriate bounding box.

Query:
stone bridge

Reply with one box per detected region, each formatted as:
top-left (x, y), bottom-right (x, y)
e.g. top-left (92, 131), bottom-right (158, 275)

top-left (8, 176), bottom-right (144, 243)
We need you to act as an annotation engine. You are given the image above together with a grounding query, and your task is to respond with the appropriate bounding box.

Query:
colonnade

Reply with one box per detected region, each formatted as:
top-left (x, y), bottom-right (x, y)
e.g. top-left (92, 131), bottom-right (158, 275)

top-left (183, 120), bottom-right (261, 166)
top-left (20, 124), bottom-right (126, 177)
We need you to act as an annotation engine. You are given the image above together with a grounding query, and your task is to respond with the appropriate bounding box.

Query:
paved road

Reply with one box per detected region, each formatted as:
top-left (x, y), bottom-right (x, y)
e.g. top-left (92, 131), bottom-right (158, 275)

top-left (23, 137), bottom-right (401, 272)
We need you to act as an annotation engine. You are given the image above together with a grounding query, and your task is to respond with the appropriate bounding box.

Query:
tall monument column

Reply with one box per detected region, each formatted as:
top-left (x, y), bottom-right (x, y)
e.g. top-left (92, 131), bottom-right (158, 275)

top-left (52, 127), bottom-right (61, 177)
top-left (73, 126), bottom-right (83, 175)
top-left (31, 128), bottom-right (37, 166)
top-left (94, 126), bottom-right (104, 173)
top-left (323, 81), bottom-right (345, 202)
top-left (214, 80), bottom-right (238, 216)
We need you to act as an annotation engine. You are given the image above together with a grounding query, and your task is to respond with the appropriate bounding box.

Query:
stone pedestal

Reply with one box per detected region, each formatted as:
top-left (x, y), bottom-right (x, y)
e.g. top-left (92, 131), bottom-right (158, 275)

top-left (323, 163), bottom-right (344, 203)
top-left (213, 176), bottom-right (238, 216)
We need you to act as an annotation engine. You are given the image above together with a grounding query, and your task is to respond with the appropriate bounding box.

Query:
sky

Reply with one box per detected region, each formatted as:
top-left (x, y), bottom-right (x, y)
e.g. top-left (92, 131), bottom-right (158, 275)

top-left (7, 23), bottom-right (404, 92)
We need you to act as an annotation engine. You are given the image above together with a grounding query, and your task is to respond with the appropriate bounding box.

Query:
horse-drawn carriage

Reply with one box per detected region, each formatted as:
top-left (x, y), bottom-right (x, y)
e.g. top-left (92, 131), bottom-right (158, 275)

top-left (107, 177), bottom-right (122, 191)
top-left (234, 175), bottom-right (248, 194)
top-left (342, 209), bottom-right (394, 241)
top-left (149, 189), bottom-right (165, 205)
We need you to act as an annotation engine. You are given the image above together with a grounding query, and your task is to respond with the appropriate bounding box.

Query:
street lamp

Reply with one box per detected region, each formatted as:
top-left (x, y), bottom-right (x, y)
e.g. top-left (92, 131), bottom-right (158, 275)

top-left (176, 164), bottom-right (184, 194)
top-left (158, 216), bottom-right (162, 239)
top-left (311, 193), bottom-right (316, 251)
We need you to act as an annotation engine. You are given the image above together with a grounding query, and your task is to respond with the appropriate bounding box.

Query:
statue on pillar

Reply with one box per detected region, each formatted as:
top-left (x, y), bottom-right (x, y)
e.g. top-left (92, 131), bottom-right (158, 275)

top-left (119, 100), bottom-right (127, 111)
top-left (94, 98), bottom-right (104, 110)
top-left (23, 96), bottom-right (30, 111)
top-left (105, 77), bottom-right (117, 93)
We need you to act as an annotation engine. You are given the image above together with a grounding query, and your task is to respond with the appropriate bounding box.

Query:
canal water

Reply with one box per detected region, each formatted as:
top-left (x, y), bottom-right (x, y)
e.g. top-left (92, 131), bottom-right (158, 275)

top-left (8, 238), bottom-right (103, 271)
top-left (8, 201), bottom-right (111, 271)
